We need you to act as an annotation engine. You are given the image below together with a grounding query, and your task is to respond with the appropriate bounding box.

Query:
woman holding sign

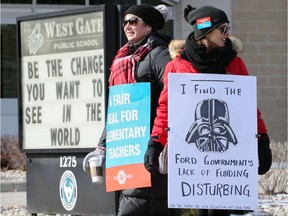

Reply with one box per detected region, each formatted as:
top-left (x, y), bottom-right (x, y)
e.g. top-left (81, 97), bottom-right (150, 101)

top-left (144, 4), bottom-right (272, 216)
top-left (83, 4), bottom-right (182, 216)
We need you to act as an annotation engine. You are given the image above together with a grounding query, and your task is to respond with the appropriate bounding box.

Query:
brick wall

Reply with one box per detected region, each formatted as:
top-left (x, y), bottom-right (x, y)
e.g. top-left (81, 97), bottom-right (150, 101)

top-left (232, 0), bottom-right (287, 142)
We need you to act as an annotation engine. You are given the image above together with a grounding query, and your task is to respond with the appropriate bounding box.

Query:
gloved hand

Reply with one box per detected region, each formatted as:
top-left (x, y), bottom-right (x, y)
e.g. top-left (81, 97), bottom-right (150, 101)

top-left (82, 146), bottom-right (106, 172)
top-left (144, 140), bottom-right (163, 175)
top-left (258, 133), bottom-right (272, 175)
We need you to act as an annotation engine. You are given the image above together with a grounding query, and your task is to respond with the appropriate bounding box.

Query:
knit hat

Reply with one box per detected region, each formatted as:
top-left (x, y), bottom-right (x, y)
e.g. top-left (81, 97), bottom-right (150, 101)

top-left (124, 4), bottom-right (168, 31)
top-left (184, 5), bottom-right (229, 40)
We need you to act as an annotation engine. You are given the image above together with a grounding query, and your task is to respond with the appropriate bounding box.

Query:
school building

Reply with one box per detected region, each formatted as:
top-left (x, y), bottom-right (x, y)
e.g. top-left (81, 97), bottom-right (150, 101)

top-left (1, 0), bottom-right (287, 143)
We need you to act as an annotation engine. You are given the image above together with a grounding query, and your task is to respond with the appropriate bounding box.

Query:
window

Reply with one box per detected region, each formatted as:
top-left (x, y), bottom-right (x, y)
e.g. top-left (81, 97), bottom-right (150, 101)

top-left (37, 0), bottom-right (85, 4)
top-left (90, 0), bottom-right (136, 5)
top-left (1, 0), bottom-right (32, 3)
top-left (1, 24), bottom-right (17, 98)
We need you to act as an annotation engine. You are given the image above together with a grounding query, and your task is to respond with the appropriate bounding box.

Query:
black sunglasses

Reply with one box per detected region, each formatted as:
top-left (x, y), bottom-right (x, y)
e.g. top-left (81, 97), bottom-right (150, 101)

top-left (218, 24), bottom-right (230, 34)
top-left (122, 17), bottom-right (142, 27)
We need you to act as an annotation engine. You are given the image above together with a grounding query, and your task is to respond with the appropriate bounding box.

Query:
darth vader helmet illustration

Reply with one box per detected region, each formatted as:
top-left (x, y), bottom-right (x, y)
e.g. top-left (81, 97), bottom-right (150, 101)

top-left (185, 98), bottom-right (237, 152)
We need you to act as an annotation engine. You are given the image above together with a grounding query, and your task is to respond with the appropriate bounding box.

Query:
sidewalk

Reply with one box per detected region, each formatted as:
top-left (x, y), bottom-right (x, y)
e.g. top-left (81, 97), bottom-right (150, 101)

top-left (1, 191), bottom-right (26, 206)
top-left (0, 181), bottom-right (27, 207)
top-left (0, 171), bottom-right (27, 207)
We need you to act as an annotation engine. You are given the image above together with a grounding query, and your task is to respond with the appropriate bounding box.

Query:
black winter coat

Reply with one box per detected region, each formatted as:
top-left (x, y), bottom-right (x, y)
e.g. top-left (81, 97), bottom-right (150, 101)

top-left (99, 33), bottom-right (181, 216)
top-left (116, 33), bottom-right (180, 216)
top-left (133, 32), bottom-right (171, 130)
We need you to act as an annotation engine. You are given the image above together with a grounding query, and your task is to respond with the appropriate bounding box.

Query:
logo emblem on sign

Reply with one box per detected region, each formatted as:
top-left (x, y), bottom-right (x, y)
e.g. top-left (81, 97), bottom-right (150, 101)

top-left (117, 170), bottom-right (127, 185)
top-left (27, 22), bottom-right (44, 55)
top-left (59, 170), bottom-right (78, 211)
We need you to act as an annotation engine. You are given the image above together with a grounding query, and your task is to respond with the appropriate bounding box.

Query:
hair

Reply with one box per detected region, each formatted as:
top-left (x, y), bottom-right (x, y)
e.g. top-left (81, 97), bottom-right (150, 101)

top-left (193, 34), bottom-right (215, 54)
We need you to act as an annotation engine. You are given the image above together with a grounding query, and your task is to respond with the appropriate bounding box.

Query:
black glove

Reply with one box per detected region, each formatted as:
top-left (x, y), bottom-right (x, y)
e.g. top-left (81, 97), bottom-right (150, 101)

top-left (144, 140), bottom-right (163, 175)
top-left (258, 133), bottom-right (272, 175)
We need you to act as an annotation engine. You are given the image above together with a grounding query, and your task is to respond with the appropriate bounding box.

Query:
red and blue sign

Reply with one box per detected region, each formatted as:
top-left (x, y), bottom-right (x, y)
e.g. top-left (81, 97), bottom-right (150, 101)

top-left (105, 83), bottom-right (151, 192)
top-left (196, 17), bottom-right (212, 29)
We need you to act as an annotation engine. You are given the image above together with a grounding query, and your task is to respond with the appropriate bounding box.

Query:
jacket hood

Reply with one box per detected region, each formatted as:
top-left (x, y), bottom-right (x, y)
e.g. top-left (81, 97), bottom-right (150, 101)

top-left (168, 39), bottom-right (185, 59)
top-left (228, 36), bottom-right (244, 53)
top-left (168, 36), bottom-right (243, 59)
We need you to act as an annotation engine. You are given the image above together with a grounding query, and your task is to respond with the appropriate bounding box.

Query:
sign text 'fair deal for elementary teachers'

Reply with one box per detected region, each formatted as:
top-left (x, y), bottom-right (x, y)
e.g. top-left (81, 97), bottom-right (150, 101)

top-left (105, 83), bottom-right (151, 192)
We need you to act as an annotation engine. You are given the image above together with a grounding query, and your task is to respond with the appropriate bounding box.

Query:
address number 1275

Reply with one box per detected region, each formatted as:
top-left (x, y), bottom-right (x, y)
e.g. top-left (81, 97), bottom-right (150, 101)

top-left (60, 156), bottom-right (77, 167)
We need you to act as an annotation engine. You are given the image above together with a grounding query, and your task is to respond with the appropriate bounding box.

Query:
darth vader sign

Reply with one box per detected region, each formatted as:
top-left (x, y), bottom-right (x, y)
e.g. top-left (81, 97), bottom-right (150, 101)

top-left (185, 98), bottom-right (238, 153)
top-left (167, 74), bottom-right (258, 211)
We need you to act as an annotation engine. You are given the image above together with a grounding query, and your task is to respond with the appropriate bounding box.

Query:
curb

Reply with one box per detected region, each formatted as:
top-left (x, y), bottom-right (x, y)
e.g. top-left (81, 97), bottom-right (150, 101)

top-left (0, 182), bottom-right (26, 192)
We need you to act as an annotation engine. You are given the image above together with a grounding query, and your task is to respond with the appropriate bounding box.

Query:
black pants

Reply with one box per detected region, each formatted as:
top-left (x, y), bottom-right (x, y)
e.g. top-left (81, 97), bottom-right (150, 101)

top-left (197, 209), bottom-right (252, 216)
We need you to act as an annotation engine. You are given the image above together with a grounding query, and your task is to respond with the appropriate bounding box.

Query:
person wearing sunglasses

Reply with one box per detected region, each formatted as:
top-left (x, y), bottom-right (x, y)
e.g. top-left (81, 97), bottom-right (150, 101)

top-left (144, 4), bottom-right (272, 216)
top-left (83, 4), bottom-right (183, 216)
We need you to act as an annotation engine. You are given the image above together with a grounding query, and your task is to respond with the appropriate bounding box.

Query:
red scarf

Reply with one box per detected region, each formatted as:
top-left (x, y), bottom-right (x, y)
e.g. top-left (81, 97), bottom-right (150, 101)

top-left (109, 42), bottom-right (154, 86)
